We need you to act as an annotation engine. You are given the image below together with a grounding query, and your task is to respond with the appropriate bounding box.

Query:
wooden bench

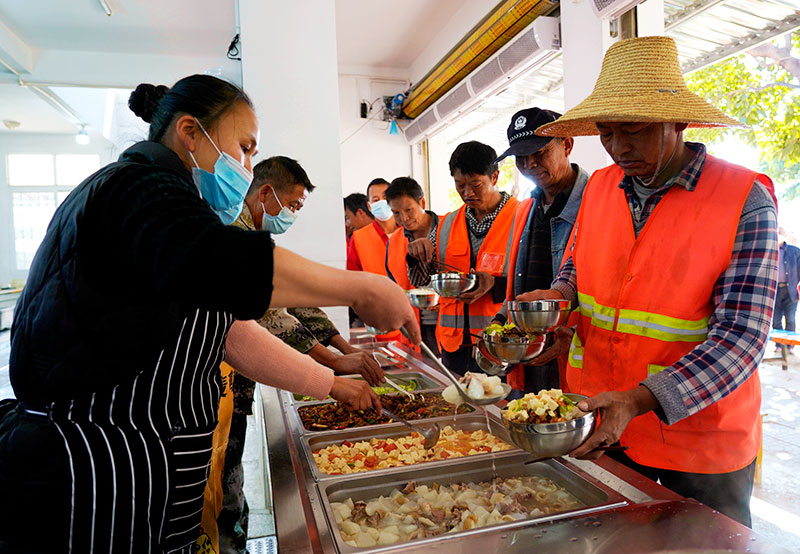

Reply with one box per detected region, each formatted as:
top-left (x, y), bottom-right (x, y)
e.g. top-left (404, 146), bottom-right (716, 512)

top-left (764, 329), bottom-right (800, 370)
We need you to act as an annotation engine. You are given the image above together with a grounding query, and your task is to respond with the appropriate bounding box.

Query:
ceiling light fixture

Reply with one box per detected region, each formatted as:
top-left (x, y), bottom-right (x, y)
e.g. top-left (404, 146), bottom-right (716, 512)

top-left (76, 125), bottom-right (90, 145)
top-left (3, 120), bottom-right (20, 130)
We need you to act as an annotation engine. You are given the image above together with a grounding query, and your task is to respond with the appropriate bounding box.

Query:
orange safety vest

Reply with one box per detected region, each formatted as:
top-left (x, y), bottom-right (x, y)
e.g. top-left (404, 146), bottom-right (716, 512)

top-left (352, 222), bottom-right (391, 275)
top-left (351, 222), bottom-right (402, 343)
top-left (567, 155), bottom-right (769, 474)
top-left (436, 197), bottom-right (518, 353)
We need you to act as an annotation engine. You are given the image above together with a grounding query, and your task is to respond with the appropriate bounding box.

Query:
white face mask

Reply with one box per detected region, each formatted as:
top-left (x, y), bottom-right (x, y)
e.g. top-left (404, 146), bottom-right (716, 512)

top-left (369, 199), bottom-right (393, 221)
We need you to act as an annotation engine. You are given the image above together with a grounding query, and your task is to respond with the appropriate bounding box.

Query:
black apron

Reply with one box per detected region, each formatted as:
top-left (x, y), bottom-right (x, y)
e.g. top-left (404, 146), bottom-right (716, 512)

top-left (0, 309), bottom-right (233, 553)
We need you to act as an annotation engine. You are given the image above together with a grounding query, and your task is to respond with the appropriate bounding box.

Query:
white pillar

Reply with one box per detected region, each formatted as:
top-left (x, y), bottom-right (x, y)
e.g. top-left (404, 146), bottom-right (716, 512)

top-left (560, 0), bottom-right (664, 173)
top-left (239, 0), bottom-right (349, 333)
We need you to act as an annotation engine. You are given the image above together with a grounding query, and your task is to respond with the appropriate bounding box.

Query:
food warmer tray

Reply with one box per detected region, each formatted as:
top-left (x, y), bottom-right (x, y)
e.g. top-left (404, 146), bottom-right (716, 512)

top-left (303, 413), bottom-right (520, 482)
top-left (289, 371), bottom-right (445, 405)
top-left (260, 341), bottom-right (793, 554)
top-left (317, 452), bottom-right (629, 554)
top-left (290, 390), bottom-right (477, 435)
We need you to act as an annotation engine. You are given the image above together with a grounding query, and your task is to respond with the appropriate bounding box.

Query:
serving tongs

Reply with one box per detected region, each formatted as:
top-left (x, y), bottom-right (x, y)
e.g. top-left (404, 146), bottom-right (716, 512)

top-left (399, 326), bottom-right (510, 406)
top-left (433, 260), bottom-right (468, 274)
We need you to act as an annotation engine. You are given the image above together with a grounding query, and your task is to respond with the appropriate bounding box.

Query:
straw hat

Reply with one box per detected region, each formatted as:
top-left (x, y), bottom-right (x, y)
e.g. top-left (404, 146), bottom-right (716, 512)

top-left (536, 36), bottom-right (742, 137)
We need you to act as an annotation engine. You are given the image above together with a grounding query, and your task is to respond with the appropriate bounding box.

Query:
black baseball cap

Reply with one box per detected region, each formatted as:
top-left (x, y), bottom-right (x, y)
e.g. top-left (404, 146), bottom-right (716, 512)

top-left (495, 107), bottom-right (562, 163)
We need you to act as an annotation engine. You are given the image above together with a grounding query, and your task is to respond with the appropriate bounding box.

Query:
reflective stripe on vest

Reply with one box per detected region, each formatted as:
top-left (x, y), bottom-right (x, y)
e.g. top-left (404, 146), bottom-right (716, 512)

top-left (577, 292), bottom-right (710, 342)
top-left (566, 155), bottom-right (768, 474)
top-left (616, 309), bottom-right (709, 342)
top-left (568, 332), bottom-right (584, 369)
top-left (438, 313), bottom-right (495, 330)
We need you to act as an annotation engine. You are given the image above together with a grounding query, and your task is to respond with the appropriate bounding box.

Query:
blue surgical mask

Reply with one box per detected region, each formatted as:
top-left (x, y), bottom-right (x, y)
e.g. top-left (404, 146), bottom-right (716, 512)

top-left (188, 119), bottom-right (253, 225)
top-left (261, 187), bottom-right (297, 234)
top-left (369, 199), bottom-right (393, 221)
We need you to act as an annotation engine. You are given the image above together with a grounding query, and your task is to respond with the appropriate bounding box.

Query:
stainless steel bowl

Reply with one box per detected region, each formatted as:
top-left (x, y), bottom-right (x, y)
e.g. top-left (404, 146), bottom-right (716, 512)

top-left (507, 299), bottom-right (572, 334)
top-left (502, 394), bottom-right (595, 457)
top-left (477, 333), bottom-right (547, 364)
top-left (473, 346), bottom-right (510, 376)
top-left (430, 272), bottom-right (477, 297)
top-left (406, 288), bottom-right (439, 309)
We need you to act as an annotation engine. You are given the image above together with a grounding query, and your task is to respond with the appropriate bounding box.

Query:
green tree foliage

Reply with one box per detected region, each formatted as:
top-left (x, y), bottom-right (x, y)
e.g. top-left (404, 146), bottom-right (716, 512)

top-left (685, 32), bottom-right (800, 198)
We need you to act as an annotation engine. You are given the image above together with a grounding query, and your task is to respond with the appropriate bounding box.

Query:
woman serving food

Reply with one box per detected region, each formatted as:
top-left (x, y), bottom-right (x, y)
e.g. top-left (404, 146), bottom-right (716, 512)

top-left (0, 75), bottom-right (419, 553)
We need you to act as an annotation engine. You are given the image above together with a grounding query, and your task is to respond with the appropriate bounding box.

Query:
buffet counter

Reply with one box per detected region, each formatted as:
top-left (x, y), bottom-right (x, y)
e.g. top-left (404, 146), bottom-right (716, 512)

top-left (260, 342), bottom-right (789, 553)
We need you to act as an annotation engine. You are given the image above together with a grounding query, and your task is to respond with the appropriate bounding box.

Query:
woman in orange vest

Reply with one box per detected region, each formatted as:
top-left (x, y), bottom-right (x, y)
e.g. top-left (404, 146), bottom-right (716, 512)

top-left (408, 141), bottom-right (518, 376)
top-left (520, 37), bottom-right (778, 527)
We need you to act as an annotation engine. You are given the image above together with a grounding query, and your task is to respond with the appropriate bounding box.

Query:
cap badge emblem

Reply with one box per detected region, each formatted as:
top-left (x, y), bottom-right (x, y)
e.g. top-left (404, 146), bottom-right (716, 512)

top-left (514, 116), bottom-right (527, 130)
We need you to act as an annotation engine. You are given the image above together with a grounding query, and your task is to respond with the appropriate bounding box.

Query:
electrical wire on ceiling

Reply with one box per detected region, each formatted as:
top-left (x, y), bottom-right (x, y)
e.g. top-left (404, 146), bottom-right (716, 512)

top-left (341, 98), bottom-right (390, 145)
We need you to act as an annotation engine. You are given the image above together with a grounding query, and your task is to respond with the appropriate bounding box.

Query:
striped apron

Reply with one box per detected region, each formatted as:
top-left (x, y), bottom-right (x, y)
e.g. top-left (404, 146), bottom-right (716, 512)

top-left (24, 308), bottom-right (234, 553)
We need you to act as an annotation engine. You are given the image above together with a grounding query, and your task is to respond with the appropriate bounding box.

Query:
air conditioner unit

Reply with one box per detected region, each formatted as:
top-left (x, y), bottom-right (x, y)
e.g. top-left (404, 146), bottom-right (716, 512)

top-left (591, 0), bottom-right (645, 20)
top-left (402, 16), bottom-right (561, 145)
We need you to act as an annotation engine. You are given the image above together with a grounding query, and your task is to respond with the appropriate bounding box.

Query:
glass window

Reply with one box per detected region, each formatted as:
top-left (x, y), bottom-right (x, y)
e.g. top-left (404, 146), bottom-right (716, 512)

top-left (56, 154), bottom-right (100, 186)
top-left (8, 154), bottom-right (55, 186)
top-left (12, 192), bottom-right (59, 270)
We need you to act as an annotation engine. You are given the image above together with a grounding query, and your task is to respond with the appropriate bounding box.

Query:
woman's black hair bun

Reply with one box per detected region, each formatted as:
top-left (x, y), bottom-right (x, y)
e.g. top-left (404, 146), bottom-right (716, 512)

top-left (128, 83), bottom-right (169, 123)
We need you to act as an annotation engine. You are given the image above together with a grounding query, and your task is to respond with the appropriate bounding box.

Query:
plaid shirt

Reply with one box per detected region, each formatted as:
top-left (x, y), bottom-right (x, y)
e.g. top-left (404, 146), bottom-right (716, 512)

top-left (406, 211), bottom-right (440, 287)
top-left (465, 191), bottom-right (511, 237)
top-left (553, 143), bottom-right (778, 425)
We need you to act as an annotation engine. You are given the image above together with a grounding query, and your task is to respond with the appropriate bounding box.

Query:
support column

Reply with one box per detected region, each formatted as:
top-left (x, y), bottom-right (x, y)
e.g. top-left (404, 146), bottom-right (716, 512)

top-left (239, 0), bottom-right (349, 332)
top-left (560, 0), bottom-right (664, 173)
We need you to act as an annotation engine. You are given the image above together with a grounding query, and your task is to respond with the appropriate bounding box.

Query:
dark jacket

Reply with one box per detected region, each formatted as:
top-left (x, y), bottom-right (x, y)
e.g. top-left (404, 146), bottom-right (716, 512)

top-left (10, 142), bottom-right (272, 405)
top-left (780, 242), bottom-right (800, 302)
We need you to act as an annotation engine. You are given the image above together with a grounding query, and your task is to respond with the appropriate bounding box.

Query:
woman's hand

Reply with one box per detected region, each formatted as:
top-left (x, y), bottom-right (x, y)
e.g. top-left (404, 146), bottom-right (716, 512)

top-left (407, 238), bottom-right (434, 263)
top-left (330, 352), bottom-right (385, 386)
top-left (330, 376), bottom-right (382, 411)
top-left (270, 247), bottom-right (421, 344)
top-left (351, 273), bottom-right (421, 344)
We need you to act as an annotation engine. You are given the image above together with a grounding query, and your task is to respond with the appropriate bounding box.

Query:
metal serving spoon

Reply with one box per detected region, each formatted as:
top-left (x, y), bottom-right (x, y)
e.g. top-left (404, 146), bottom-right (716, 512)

top-left (380, 408), bottom-right (441, 449)
top-left (399, 326), bottom-right (511, 406)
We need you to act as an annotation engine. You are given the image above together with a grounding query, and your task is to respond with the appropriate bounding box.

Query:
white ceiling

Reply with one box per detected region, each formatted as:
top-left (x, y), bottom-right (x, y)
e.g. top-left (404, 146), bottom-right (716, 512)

top-left (334, 0), bottom-right (468, 72)
top-left (0, 0), bottom-right (234, 56)
top-left (0, 84), bottom-right (75, 134)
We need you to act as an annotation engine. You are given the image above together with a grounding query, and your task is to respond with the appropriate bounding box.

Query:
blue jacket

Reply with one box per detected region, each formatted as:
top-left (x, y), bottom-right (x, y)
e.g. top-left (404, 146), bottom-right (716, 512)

top-left (512, 164), bottom-right (590, 296)
top-left (779, 242), bottom-right (800, 302)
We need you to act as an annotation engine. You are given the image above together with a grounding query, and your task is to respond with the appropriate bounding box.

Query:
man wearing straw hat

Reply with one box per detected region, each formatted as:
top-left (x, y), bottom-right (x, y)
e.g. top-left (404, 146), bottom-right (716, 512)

top-left (521, 36), bottom-right (778, 526)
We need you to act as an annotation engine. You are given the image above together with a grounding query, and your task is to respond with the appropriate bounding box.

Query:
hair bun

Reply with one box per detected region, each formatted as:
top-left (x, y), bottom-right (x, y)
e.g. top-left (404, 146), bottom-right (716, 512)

top-left (128, 83), bottom-right (169, 123)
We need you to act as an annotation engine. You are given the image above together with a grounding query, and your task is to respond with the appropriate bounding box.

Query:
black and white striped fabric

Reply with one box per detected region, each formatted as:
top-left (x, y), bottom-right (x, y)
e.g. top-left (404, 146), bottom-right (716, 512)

top-left (48, 308), bottom-right (233, 553)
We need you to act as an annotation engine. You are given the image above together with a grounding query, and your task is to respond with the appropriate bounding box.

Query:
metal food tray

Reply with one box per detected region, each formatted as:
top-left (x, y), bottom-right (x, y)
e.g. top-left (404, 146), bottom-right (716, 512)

top-left (292, 391), bottom-right (477, 435)
top-left (290, 372), bottom-right (445, 405)
top-left (303, 413), bottom-right (519, 482)
top-left (317, 452), bottom-right (629, 554)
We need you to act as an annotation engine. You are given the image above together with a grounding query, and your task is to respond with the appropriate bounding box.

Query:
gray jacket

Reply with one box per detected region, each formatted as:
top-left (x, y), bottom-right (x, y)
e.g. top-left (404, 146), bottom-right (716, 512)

top-left (499, 164), bottom-right (590, 319)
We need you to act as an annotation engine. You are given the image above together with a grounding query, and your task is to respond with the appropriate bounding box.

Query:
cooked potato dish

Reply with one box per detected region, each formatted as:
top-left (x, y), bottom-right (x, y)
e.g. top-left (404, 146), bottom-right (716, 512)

top-left (312, 425), bottom-right (512, 475)
top-left (331, 475), bottom-right (583, 547)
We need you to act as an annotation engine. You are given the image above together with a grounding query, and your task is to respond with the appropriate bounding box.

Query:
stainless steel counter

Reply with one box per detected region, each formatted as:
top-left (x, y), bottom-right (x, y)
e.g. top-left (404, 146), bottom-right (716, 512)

top-left (260, 342), bottom-right (791, 553)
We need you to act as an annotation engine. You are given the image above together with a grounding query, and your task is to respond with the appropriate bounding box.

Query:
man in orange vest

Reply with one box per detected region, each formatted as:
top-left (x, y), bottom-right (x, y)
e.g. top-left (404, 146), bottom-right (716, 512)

top-left (344, 192), bottom-right (374, 242)
top-left (384, 177), bottom-right (441, 354)
top-left (347, 178), bottom-right (401, 341)
top-left (347, 178), bottom-right (398, 272)
top-left (408, 141), bottom-right (518, 376)
top-left (522, 37), bottom-right (778, 527)
top-left (491, 107), bottom-right (590, 394)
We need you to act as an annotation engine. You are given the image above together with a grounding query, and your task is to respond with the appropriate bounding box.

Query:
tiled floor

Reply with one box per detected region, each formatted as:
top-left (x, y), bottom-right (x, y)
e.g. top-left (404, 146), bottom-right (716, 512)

top-left (1, 330), bottom-right (799, 550)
